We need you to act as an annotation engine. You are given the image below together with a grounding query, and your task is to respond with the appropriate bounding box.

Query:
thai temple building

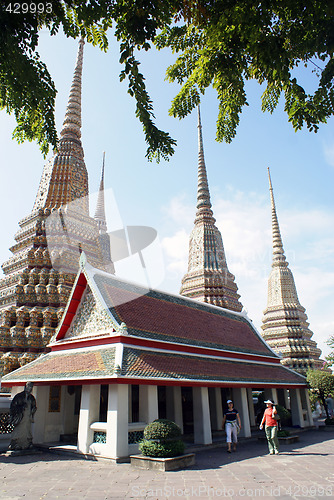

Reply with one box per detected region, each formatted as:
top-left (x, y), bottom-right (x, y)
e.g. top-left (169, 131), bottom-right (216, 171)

top-left (0, 39), bottom-right (112, 379)
top-left (1, 45), bottom-right (314, 459)
top-left (180, 109), bottom-right (242, 313)
top-left (261, 169), bottom-right (323, 374)
top-left (2, 252), bottom-right (311, 460)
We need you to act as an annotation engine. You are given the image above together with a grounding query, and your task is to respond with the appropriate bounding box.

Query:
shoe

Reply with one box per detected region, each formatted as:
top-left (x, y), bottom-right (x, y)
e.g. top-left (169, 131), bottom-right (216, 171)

top-left (227, 449), bottom-right (231, 453)
top-left (269, 452), bottom-right (274, 455)
top-left (275, 450), bottom-right (279, 455)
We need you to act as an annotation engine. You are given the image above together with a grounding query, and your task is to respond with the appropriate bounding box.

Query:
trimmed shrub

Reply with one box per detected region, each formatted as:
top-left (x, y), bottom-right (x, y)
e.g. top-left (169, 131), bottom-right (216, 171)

top-left (139, 419), bottom-right (185, 458)
top-left (140, 438), bottom-right (185, 458)
top-left (143, 419), bottom-right (182, 440)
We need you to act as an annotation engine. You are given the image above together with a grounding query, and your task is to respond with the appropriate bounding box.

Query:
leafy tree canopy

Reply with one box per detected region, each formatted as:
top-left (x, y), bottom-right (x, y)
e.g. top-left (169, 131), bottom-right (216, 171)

top-left (307, 369), bottom-right (334, 418)
top-left (326, 335), bottom-right (334, 367)
top-left (0, 0), bottom-right (333, 160)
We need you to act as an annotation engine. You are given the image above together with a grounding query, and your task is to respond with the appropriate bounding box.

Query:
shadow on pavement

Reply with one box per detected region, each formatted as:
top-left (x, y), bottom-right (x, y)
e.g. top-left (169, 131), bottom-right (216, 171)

top-left (0, 429), bottom-right (332, 468)
top-left (0, 449), bottom-right (99, 465)
top-left (183, 430), bottom-right (334, 471)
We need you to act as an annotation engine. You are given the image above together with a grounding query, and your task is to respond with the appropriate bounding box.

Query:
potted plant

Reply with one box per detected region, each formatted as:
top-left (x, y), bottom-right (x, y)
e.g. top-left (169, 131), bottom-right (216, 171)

top-left (131, 419), bottom-right (195, 471)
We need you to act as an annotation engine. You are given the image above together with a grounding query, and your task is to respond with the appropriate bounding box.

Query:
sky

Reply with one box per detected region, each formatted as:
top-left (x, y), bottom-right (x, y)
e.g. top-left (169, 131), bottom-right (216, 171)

top-left (0, 30), bottom-right (333, 359)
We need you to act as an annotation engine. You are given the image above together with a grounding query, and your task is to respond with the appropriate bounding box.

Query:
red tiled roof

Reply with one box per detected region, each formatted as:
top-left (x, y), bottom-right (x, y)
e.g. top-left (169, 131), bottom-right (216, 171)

top-left (2, 345), bottom-right (305, 386)
top-left (122, 348), bottom-right (306, 385)
top-left (1, 348), bottom-right (116, 383)
top-left (94, 275), bottom-right (276, 357)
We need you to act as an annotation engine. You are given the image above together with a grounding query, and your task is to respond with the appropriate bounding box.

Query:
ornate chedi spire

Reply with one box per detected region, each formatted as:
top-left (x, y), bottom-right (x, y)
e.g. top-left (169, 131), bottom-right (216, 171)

top-left (94, 152), bottom-right (107, 233)
top-left (0, 39), bottom-right (107, 379)
top-left (94, 153), bottom-right (115, 274)
top-left (33, 37), bottom-right (88, 212)
top-left (261, 168), bottom-right (323, 374)
top-left (180, 107), bottom-right (242, 312)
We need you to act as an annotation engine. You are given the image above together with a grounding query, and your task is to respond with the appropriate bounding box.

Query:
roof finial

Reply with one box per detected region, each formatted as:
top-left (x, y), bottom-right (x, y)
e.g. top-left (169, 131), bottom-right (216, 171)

top-left (94, 152), bottom-right (107, 233)
top-left (267, 167), bottom-right (287, 265)
top-left (60, 37), bottom-right (85, 142)
top-left (196, 106), bottom-right (212, 211)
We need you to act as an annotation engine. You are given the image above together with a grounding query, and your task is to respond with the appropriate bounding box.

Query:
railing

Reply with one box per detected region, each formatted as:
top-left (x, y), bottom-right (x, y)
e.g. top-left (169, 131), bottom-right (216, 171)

top-left (0, 412), bottom-right (14, 435)
top-left (89, 421), bottom-right (146, 444)
top-left (128, 422), bottom-right (145, 444)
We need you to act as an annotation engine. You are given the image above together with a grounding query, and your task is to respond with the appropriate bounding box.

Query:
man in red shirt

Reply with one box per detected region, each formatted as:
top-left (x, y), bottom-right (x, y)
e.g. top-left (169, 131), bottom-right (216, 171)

top-left (259, 400), bottom-right (279, 455)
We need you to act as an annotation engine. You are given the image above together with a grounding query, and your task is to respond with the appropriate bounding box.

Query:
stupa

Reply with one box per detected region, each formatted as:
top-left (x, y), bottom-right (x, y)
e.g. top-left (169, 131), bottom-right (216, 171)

top-left (1, 103), bottom-right (313, 461)
top-left (180, 108), bottom-right (242, 312)
top-left (0, 40), bottom-right (112, 378)
top-left (261, 168), bottom-right (323, 374)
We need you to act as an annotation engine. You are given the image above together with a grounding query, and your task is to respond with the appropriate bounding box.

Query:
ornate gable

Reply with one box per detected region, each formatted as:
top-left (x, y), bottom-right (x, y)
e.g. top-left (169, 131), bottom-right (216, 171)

top-left (65, 287), bottom-right (116, 340)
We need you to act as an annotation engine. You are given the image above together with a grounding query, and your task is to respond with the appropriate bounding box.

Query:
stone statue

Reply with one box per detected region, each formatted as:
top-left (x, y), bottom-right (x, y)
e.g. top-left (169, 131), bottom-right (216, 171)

top-left (8, 382), bottom-right (37, 451)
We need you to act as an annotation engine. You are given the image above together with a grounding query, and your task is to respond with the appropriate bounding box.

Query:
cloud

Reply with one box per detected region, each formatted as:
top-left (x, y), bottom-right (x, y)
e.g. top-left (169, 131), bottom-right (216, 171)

top-left (162, 194), bottom-right (194, 227)
top-left (161, 229), bottom-right (189, 276)
top-left (323, 141), bottom-right (334, 168)
top-left (159, 188), bottom-right (334, 359)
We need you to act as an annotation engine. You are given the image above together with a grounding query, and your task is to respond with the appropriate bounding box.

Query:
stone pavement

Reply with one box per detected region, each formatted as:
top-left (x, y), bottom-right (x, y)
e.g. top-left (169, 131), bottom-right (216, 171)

top-left (0, 429), bottom-right (333, 500)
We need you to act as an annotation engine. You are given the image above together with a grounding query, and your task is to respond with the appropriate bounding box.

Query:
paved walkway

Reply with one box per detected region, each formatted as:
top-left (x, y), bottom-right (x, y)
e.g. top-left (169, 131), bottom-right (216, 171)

top-left (0, 429), bottom-right (333, 500)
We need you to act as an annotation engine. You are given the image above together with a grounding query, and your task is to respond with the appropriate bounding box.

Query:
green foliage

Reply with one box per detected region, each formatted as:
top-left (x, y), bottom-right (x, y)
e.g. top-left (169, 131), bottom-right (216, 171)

top-left (276, 404), bottom-right (292, 427)
top-left (1, 1), bottom-right (334, 159)
top-left (139, 438), bottom-right (185, 458)
top-left (325, 335), bottom-right (334, 368)
top-left (277, 429), bottom-right (290, 437)
top-left (156, 1), bottom-right (334, 144)
top-left (307, 370), bottom-right (334, 396)
top-left (139, 419), bottom-right (185, 458)
top-left (308, 390), bottom-right (319, 411)
top-left (0, 0), bottom-right (177, 159)
top-left (143, 418), bottom-right (182, 440)
top-left (307, 369), bottom-right (334, 418)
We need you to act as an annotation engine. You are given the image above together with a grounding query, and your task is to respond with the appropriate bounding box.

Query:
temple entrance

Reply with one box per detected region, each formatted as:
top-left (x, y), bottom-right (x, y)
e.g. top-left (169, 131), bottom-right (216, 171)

top-left (181, 387), bottom-right (194, 435)
top-left (60, 385), bottom-right (82, 444)
top-left (158, 386), bottom-right (167, 419)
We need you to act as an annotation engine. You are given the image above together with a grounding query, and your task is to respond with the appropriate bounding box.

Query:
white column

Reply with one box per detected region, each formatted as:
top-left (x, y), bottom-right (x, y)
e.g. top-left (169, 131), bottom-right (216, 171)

top-left (284, 389), bottom-right (290, 409)
top-left (246, 388), bottom-right (255, 426)
top-left (300, 388), bottom-right (313, 427)
top-left (193, 387), bottom-right (212, 444)
top-left (32, 385), bottom-right (49, 444)
top-left (166, 386), bottom-right (183, 433)
top-left (290, 388), bottom-right (304, 428)
top-left (77, 384), bottom-right (100, 454)
top-left (271, 388), bottom-right (278, 404)
top-left (232, 387), bottom-right (251, 438)
top-left (139, 385), bottom-right (158, 423)
top-left (208, 387), bottom-right (223, 431)
top-left (105, 384), bottom-right (129, 459)
top-left (264, 388), bottom-right (278, 404)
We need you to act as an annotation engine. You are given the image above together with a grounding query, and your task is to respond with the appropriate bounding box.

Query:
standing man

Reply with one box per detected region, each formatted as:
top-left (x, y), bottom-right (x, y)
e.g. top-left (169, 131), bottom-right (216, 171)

top-left (260, 399), bottom-right (279, 455)
top-left (222, 399), bottom-right (242, 453)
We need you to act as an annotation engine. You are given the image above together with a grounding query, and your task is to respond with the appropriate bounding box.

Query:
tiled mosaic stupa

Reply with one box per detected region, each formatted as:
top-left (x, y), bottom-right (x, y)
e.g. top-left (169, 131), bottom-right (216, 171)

top-left (180, 108), bottom-right (242, 312)
top-left (0, 39), bottom-right (112, 378)
top-left (261, 168), bottom-right (323, 374)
